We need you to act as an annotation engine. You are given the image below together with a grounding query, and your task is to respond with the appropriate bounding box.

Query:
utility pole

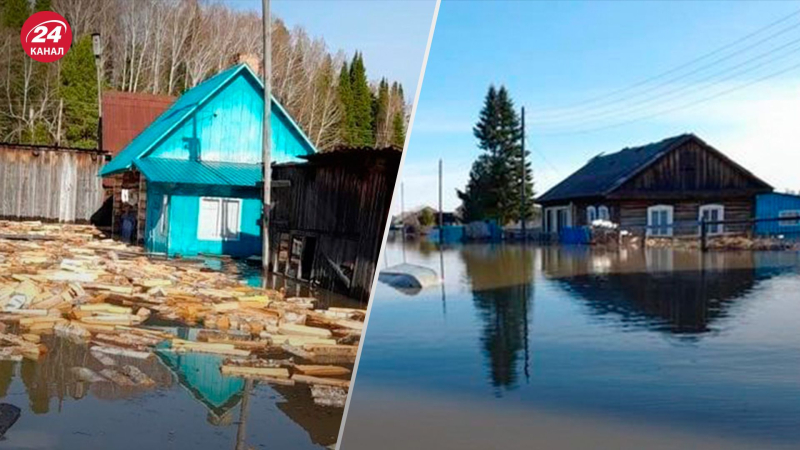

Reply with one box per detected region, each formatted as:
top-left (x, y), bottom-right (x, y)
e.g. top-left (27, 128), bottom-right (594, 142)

top-left (261, 0), bottom-right (272, 273)
top-left (91, 33), bottom-right (102, 150)
top-left (401, 182), bottom-right (406, 263)
top-left (438, 159), bottom-right (444, 245)
top-left (520, 106), bottom-right (527, 242)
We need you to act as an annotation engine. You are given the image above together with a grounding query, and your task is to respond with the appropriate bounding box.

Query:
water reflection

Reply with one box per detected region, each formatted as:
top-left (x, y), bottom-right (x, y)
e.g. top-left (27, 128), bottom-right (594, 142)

top-left (0, 333), bottom-right (340, 449)
top-left (541, 247), bottom-right (770, 336)
top-left (461, 245), bottom-right (535, 393)
top-left (458, 244), bottom-right (800, 389)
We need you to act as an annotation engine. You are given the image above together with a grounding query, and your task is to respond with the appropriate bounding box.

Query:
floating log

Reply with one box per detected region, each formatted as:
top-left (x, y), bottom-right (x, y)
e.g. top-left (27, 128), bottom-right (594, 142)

top-left (91, 345), bottom-right (151, 360)
top-left (292, 374), bottom-right (351, 388)
top-left (279, 324), bottom-right (333, 338)
top-left (221, 365), bottom-right (290, 379)
top-left (294, 365), bottom-right (351, 377)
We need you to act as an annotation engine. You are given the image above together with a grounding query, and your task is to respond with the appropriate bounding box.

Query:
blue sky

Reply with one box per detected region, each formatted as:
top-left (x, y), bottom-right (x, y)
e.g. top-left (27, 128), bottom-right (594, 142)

top-left (224, 0), bottom-right (436, 97)
top-left (399, 0), bottom-right (800, 214)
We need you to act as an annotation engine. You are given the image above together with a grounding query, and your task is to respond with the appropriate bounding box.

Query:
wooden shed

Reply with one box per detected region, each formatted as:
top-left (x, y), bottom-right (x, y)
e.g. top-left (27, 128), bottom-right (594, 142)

top-left (269, 147), bottom-right (401, 303)
top-left (537, 134), bottom-right (773, 237)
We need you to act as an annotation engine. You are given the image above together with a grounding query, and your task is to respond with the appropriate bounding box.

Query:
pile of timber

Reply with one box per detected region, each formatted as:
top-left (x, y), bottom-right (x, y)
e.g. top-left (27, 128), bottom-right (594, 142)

top-left (645, 235), bottom-right (799, 250)
top-left (0, 221), bottom-right (365, 407)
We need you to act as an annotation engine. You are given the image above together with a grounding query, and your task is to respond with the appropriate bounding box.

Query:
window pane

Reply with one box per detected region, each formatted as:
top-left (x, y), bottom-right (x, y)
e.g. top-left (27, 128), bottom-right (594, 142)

top-left (199, 198), bottom-right (221, 240)
top-left (223, 199), bottom-right (240, 239)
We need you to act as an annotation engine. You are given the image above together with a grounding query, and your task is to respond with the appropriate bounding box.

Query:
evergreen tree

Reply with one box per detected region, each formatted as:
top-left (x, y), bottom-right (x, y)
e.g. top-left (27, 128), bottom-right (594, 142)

top-left (457, 85), bottom-right (534, 225)
top-left (373, 78), bottom-right (390, 146)
top-left (389, 81), bottom-right (406, 148)
top-left (2, 0), bottom-right (29, 28)
top-left (391, 111), bottom-right (405, 148)
top-left (60, 36), bottom-right (99, 148)
top-left (348, 52), bottom-right (373, 146)
top-left (337, 60), bottom-right (353, 145)
top-left (34, 0), bottom-right (52, 12)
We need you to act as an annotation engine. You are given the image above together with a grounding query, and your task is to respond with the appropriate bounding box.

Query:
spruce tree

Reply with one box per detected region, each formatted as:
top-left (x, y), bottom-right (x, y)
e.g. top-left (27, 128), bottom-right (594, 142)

top-left (60, 36), bottom-right (99, 148)
top-left (337, 61), bottom-right (353, 146)
top-left (348, 52), bottom-right (373, 146)
top-left (2, 0), bottom-right (29, 28)
top-left (391, 112), bottom-right (405, 148)
top-left (457, 85), bottom-right (534, 225)
top-left (373, 78), bottom-right (390, 146)
top-left (34, 0), bottom-right (52, 12)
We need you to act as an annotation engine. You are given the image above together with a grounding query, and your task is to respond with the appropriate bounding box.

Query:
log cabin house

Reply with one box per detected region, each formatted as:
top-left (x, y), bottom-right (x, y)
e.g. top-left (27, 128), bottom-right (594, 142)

top-left (537, 134), bottom-right (773, 237)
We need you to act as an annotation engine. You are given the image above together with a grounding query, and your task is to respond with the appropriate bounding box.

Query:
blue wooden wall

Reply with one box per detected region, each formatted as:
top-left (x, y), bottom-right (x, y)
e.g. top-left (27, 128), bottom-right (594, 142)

top-left (755, 193), bottom-right (800, 238)
top-left (145, 183), bottom-right (263, 257)
top-left (148, 73), bottom-right (312, 164)
top-left (135, 66), bottom-right (319, 258)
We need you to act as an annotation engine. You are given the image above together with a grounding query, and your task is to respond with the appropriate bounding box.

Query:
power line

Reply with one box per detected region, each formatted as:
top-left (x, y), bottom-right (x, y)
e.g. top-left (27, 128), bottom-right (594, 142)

top-left (533, 7), bottom-right (800, 118)
top-left (535, 22), bottom-right (800, 124)
top-left (535, 59), bottom-right (800, 137)
top-left (535, 34), bottom-right (800, 130)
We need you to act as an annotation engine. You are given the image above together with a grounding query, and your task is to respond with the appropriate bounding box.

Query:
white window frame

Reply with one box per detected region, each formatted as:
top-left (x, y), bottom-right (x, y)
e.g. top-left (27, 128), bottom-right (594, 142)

top-left (779, 210), bottom-right (800, 227)
top-left (598, 205), bottom-right (610, 221)
top-left (545, 206), bottom-right (572, 233)
top-left (586, 206), bottom-right (597, 224)
top-left (647, 205), bottom-right (674, 237)
top-left (197, 197), bottom-right (241, 241)
top-left (698, 204), bottom-right (725, 235)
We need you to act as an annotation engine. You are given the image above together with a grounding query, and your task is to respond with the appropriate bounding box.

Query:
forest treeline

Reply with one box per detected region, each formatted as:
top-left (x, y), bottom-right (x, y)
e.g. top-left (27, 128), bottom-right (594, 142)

top-left (0, 0), bottom-right (407, 151)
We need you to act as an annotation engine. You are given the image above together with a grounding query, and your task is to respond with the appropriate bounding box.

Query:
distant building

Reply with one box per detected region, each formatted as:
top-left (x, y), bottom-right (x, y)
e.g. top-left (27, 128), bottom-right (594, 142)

top-left (755, 192), bottom-right (800, 239)
top-left (537, 134), bottom-right (772, 237)
top-left (99, 63), bottom-right (316, 257)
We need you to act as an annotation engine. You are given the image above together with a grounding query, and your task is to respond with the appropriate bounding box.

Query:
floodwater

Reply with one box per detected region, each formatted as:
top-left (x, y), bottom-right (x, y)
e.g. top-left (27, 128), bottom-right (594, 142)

top-left (0, 330), bottom-right (342, 449)
top-left (0, 256), bottom-right (352, 450)
top-left (341, 239), bottom-right (800, 450)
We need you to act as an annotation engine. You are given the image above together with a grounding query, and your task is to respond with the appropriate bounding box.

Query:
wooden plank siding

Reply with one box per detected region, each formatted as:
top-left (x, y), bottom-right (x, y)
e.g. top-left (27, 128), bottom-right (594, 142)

top-left (0, 144), bottom-right (107, 222)
top-left (612, 140), bottom-right (768, 197)
top-left (269, 149), bottom-right (400, 302)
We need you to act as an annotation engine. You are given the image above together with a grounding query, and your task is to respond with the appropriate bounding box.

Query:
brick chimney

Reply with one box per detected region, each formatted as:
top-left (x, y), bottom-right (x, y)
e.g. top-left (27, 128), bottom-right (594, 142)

top-left (234, 53), bottom-right (261, 75)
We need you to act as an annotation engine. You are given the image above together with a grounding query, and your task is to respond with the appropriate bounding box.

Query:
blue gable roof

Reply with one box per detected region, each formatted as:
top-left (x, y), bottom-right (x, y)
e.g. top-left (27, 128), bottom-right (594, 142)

top-left (100, 64), bottom-right (316, 177)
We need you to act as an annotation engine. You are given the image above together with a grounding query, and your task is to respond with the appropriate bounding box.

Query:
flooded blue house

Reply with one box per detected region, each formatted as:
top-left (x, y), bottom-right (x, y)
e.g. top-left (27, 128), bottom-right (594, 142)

top-left (755, 192), bottom-right (800, 239)
top-left (100, 63), bottom-right (316, 257)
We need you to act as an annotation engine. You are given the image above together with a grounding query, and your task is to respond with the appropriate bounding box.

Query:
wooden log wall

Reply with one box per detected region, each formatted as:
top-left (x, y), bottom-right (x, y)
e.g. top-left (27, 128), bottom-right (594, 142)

top-left (270, 149), bottom-right (401, 303)
top-left (618, 198), bottom-right (754, 235)
top-left (0, 143), bottom-right (107, 222)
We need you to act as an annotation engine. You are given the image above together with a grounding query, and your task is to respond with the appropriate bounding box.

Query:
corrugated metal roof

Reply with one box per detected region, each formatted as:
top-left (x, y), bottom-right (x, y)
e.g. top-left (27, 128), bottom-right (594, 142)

top-left (102, 91), bottom-right (175, 156)
top-left (135, 158), bottom-right (261, 187)
top-left (100, 63), bottom-right (316, 177)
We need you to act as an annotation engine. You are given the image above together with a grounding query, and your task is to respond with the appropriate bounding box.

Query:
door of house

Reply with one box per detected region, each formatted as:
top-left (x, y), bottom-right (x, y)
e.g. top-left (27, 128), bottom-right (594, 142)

top-left (149, 194), bottom-right (170, 254)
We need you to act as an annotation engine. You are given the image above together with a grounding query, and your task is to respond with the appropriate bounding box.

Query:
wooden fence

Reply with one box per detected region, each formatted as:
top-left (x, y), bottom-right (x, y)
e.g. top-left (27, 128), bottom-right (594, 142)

top-left (0, 143), bottom-right (108, 222)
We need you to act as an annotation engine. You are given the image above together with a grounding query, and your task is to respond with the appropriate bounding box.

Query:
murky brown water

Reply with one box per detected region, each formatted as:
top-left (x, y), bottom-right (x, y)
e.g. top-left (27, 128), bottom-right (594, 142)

top-left (341, 240), bottom-right (800, 449)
